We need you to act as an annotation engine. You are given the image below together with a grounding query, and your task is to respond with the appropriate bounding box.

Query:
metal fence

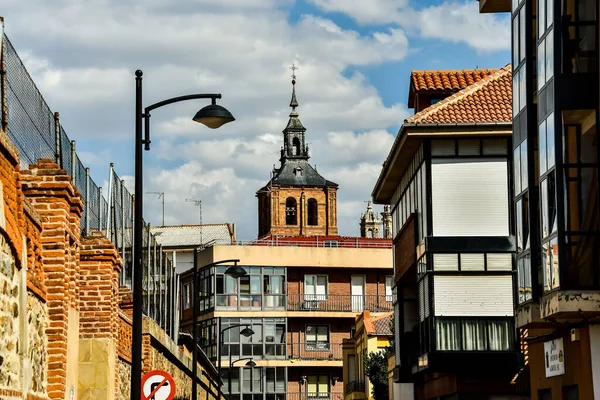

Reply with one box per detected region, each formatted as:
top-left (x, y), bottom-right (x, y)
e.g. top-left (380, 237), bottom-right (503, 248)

top-left (1, 32), bottom-right (178, 339)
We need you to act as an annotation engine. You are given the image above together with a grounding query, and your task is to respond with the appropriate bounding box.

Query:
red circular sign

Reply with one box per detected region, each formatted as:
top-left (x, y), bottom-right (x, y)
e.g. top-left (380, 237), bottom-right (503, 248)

top-left (141, 370), bottom-right (176, 400)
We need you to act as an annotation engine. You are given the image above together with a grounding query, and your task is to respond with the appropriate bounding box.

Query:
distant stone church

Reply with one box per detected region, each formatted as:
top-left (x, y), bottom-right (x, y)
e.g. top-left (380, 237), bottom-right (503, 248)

top-left (256, 71), bottom-right (392, 240)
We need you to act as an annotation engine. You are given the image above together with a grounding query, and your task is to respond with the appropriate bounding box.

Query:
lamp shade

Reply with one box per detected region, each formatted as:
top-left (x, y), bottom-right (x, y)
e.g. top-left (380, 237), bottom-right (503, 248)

top-left (245, 360), bottom-right (257, 368)
top-left (224, 265), bottom-right (247, 279)
top-left (240, 327), bottom-right (255, 337)
top-left (193, 104), bottom-right (235, 129)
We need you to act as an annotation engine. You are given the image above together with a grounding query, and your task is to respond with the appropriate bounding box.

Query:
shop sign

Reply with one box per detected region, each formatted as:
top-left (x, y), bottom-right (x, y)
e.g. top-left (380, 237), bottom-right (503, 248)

top-left (544, 337), bottom-right (565, 377)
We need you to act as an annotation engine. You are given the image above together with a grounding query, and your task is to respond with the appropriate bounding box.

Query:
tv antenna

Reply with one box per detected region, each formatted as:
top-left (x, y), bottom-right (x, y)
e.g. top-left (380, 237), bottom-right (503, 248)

top-left (185, 197), bottom-right (203, 246)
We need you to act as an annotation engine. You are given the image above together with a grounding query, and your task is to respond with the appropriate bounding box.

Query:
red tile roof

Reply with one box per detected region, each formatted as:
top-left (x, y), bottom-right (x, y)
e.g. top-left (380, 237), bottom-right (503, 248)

top-left (408, 68), bottom-right (499, 108)
top-left (406, 64), bottom-right (512, 124)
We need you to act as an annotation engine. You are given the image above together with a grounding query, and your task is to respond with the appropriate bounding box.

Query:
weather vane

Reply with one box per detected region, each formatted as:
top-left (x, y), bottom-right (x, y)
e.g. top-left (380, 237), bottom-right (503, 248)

top-left (290, 63), bottom-right (298, 81)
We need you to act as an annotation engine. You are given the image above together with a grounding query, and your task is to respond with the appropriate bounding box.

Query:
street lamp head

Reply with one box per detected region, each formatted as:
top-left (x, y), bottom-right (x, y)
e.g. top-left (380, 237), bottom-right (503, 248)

top-left (193, 100), bottom-right (235, 129)
top-left (245, 360), bottom-right (257, 368)
top-left (240, 327), bottom-right (255, 337)
top-left (224, 264), bottom-right (247, 279)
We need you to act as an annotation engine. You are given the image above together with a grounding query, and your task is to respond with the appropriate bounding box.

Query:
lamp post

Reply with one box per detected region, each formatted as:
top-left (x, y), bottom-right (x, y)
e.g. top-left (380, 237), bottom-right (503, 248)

top-left (219, 322), bottom-right (254, 399)
top-left (229, 358), bottom-right (257, 398)
top-left (192, 256), bottom-right (244, 400)
top-left (131, 69), bottom-right (234, 400)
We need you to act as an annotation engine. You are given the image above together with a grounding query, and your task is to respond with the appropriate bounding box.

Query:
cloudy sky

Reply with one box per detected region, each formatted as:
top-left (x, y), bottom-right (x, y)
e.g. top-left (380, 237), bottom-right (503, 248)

top-left (1, 0), bottom-right (510, 240)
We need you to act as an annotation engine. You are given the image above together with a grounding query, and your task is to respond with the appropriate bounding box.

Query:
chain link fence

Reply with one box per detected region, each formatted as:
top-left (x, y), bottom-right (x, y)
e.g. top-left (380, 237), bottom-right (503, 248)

top-left (1, 33), bottom-right (178, 339)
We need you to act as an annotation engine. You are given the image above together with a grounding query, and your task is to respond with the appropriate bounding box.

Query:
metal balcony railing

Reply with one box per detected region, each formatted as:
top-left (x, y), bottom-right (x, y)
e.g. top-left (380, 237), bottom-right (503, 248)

top-left (287, 342), bottom-right (343, 360)
top-left (287, 294), bottom-right (392, 312)
top-left (344, 381), bottom-right (365, 394)
top-left (288, 392), bottom-right (344, 400)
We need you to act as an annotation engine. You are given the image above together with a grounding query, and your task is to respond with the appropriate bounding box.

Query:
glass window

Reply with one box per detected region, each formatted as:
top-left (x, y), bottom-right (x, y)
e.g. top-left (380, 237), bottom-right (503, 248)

top-left (546, 0), bottom-right (553, 28)
top-left (563, 385), bottom-right (579, 400)
top-left (538, 0), bottom-right (545, 38)
top-left (436, 319), bottom-right (460, 351)
top-left (541, 178), bottom-right (549, 238)
top-left (546, 30), bottom-right (554, 80)
top-left (519, 68), bottom-right (527, 111)
top-left (386, 276), bottom-right (393, 302)
top-left (513, 75), bottom-right (520, 117)
top-left (521, 139), bottom-right (528, 191)
top-left (266, 368), bottom-right (285, 393)
top-left (305, 275), bottom-right (327, 300)
top-left (546, 113), bottom-right (555, 169)
top-left (514, 146), bottom-right (522, 194)
top-left (550, 237), bottom-right (560, 289)
top-left (462, 320), bottom-right (487, 350)
top-left (538, 42), bottom-right (546, 89)
top-left (520, 10), bottom-right (526, 63)
top-left (516, 199), bottom-right (523, 252)
top-left (539, 120), bottom-right (548, 176)
top-left (183, 283), bottom-right (191, 309)
top-left (307, 376), bottom-right (329, 397)
top-left (488, 320), bottom-right (512, 350)
top-left (306, 325), bottom-right (329, 349)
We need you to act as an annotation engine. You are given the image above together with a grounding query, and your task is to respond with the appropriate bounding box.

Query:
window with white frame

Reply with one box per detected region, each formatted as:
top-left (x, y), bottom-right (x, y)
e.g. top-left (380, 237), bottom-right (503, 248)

top-left (305, 275), bottom-right (327, 301)
top-left (385, 276), bottom-right (393, 302)
top-left (306, 325), bottom-right (329, 350)
top-left (182, 282), bottom-right (191, 309)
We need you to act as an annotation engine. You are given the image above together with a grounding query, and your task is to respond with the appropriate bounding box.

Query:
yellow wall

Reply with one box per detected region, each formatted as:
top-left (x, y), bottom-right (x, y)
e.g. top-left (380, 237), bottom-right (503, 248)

top-left (197, 245), bottom-right (392, 270)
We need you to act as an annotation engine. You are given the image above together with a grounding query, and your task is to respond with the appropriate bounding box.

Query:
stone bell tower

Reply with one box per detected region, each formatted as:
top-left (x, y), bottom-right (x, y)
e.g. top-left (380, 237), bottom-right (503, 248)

top-left (360, 201), bottom-right (381, 238)
top-left (256, 65), bottom-right (338, 239)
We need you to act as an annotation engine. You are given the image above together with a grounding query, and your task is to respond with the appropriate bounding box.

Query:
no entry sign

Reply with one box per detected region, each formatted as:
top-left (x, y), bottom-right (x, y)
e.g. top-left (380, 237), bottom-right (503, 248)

top-left (141, 370), bottom-right (176, 400)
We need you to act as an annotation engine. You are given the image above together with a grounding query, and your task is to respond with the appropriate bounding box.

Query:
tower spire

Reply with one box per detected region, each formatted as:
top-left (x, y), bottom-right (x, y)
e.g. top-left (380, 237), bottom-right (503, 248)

top-left (290, 63), bottom-right (299, 110)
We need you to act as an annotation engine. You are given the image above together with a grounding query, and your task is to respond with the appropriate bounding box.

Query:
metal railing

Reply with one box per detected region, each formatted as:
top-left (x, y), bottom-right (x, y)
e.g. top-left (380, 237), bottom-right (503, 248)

top-left (287, 342), bottom-right (343, 361)
top-left (288, 392), bottom-right (344, 400)
top-left (1, 32), bottom-right (178, 339)
top-left (344, 381), bottom-right (365, 394)
top-left (287, 294), bottom-right (393, 312)
top-left (232, 237), bottom-right (392, 249)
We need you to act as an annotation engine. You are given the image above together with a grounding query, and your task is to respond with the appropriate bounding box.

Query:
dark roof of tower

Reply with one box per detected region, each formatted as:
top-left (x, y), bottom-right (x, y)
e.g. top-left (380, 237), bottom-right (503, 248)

top-left (270, 159), bottom-right (338, 187)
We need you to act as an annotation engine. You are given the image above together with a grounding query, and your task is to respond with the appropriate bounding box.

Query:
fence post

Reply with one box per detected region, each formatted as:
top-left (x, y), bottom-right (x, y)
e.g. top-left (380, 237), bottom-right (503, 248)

top-left (120, 179), bottom-right (126, 284)
top-left (70, 141), bottom-right (76, 180)
top-left (85, 168), bottom-right (90, 236)
top-left (146, 223), bottom-right (152, 317)
top-left (106, 163), bottom-right (114, 239)
top-left (54, 112), bottom-right (61, 168)
top-left (99, 186), bottom-right (103, 232)
top-left (131, 194), bottom-right (136, 288)
top-left (1, 18), bottom-right (7, 133)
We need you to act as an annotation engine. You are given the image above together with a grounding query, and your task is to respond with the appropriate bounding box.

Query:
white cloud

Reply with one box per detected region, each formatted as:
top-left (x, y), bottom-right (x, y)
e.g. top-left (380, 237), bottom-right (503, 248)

top-left (308, 0), bottom-right (510, 52)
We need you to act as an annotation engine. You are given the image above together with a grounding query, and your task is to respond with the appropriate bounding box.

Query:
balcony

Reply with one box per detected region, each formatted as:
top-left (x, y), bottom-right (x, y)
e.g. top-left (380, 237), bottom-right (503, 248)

top-left (287, 295), bottom-right (392, 313)
top-left (212, 294), bottom-right (393, 313)
top-left (344, 381), bottom-right (365, 394)
top-left (288, 392), bottom-right (344, 400)
top-left (287, 342), bottom-right (343, 361)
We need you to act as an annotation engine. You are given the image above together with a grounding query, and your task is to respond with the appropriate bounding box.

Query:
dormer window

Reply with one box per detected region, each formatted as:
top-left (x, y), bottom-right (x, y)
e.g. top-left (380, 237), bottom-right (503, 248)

top-left (294, 167), bottom-right (303, 176)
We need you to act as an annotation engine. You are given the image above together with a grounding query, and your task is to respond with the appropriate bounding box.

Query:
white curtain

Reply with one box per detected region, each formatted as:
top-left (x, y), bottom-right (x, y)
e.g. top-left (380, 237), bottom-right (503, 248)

top-left (462, 321), bottom-right (486, 350)
top-left (436, 320), bottom-right (460, 350)
top-left (488, 320), bottom-right (511, 350)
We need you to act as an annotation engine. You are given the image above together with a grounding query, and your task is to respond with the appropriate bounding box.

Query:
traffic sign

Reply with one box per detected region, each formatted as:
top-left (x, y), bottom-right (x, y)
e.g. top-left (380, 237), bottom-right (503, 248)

top-left (141, 370), bottom-right (176, 400)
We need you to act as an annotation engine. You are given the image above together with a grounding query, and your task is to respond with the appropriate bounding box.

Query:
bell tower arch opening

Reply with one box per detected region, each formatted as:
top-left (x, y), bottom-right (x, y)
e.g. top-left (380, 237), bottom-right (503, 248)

top-left (307, 198), bottom-right (318, 226)
top-left (286, 197), bottom-right (297, 225)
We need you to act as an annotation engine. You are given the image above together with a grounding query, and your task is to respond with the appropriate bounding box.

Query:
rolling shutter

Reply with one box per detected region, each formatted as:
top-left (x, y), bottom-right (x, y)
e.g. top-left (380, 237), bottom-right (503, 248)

top-left (431, 159), bottom-right (509, 236)
top-left (433, 275), bottom-right (514, 317)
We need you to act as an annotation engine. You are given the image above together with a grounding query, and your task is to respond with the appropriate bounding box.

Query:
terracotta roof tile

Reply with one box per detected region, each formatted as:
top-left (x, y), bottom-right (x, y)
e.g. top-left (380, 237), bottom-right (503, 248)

top-left (406, 64), bottom-right (512, 124)
top-left (411, 68), bottom-right (499, 92)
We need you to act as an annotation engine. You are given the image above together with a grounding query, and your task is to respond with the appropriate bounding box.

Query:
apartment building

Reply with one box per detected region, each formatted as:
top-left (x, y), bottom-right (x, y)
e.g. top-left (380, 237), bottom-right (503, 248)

top-left (179, 241), bottom-right (393, 400)
top-left (372, 67), bottom-right (526, 399)
top-left (479, 0), bottom-right (600, 398)
top-left (179, 73), bottom-right (393, 400)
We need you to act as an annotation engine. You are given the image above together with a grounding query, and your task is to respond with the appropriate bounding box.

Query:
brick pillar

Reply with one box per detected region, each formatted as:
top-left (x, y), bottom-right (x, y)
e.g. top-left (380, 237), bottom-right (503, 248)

top-left (79, 230), bottom-right (123, 399)
top-left (21, 158), bottom-right (83, 400)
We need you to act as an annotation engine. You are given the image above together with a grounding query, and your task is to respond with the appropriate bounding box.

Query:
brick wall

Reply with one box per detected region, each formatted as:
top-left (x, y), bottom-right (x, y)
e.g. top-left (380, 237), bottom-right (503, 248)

top-left (21, 158), bottom-right (83, 400)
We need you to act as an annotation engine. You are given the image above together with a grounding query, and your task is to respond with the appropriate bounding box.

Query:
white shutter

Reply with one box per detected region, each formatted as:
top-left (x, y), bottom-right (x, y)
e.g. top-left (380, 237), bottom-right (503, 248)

top-left (433, 276), bottom-right (514, 317)
top-left (418, 280), bottom-right (425, 322)
top-left (431, 159), bottom-right (509, 236)
top-left (460, 254), bottom-right (485, 271)
top-left (487, 253), bottom-right (513, 271)
top-left (433, 254), bottom-right (459, 271)
top-left (423, 275), bottom-right (430, 318)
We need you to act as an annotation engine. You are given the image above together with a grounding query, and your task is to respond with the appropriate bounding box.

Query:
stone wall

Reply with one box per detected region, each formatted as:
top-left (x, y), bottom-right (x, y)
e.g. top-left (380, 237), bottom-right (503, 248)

top-left (0, 233), bottom-right (20, 393)
top-left (117, 359), bottom-right (131, 400)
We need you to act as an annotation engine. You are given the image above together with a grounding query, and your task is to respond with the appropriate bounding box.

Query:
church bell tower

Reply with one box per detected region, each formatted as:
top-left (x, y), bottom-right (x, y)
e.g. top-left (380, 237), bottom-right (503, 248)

top-left (256, 65), bottom-right (339, 239)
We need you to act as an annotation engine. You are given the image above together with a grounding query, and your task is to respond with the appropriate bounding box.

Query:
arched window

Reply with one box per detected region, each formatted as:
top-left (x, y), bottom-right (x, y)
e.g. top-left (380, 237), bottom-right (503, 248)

top-left (307, 198), bottom-right (318, 226)
top-left (293, 137), bottom-right (301, 156)
top-left (286, 197), bottom-right (297, 225)
top-left (368, 229), bottom-right (374, 238)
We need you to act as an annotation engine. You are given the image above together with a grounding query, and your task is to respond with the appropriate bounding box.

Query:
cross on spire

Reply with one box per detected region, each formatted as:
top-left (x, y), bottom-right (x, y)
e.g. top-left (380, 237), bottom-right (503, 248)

top-left (290, 63), bottom-right (298, 82)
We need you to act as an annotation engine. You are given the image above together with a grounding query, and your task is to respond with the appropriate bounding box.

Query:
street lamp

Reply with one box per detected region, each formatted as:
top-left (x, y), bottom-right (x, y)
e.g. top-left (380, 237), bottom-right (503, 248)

top-left (192, 257), bottom-right (243, 400)
top-left (131, 69), bottom-right (235, 400)
top-left (229, 357), bottom-right (257, 397)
